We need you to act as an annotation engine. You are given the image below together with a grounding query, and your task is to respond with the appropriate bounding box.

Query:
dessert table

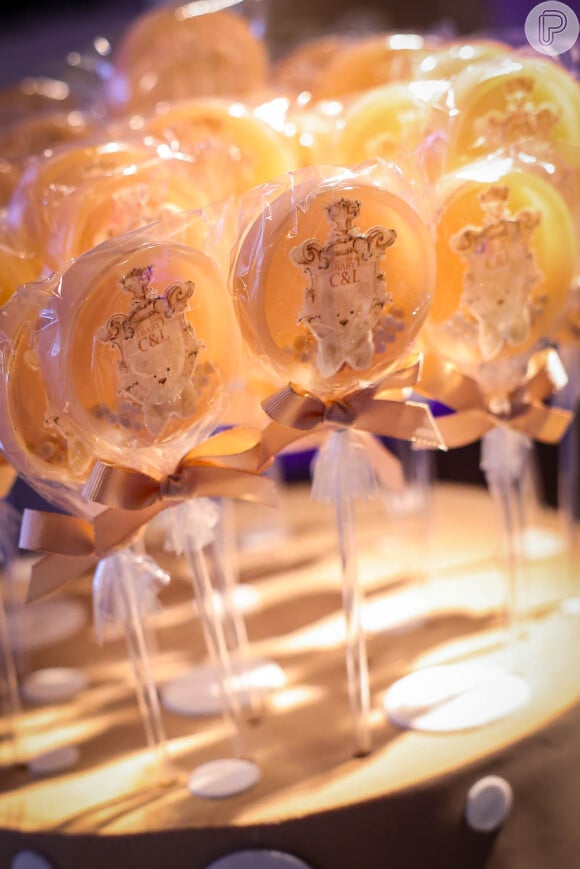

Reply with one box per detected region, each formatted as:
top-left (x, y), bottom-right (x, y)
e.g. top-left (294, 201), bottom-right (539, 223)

top-left (0, 479), bottom-right (578, 868)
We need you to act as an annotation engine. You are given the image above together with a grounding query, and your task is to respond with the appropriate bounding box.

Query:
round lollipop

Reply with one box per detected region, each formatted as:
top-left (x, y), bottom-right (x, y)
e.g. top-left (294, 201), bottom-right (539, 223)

top-left (106, 3), bottom-right (269, 115)
top-left (332, 81), bottom-right (449, 179)
top-left (233, 162), bottom-right (437, 755)
top-left (1, 279), bottom-right (178, 781)
top-left (445, 55), bottom-right (580, 172)
top-left (426, 161), bottom-right (575, 391)
top-left (384, 157), bottom-right (577, 734)
top-left (8, 140), bottom-right (212, 273)
top-left (144, 98), bottom-right (297, 195)
top-left (42, 234), bottom-right (261, 792)
top-left (415, 37), bottom-right (511, 82)
top-left (310, 33), bottom-right (432, 101)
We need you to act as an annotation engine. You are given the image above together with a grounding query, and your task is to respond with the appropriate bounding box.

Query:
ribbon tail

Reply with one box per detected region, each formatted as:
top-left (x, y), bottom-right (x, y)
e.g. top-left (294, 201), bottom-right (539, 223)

top-left (254, 421), bottom-right (317, 471)
top-left (19, 509), bottom-right (95, 556)
top-left (508, 404), bottom-right (572, 444)
top-left (355, 399), bottom-right (446, 450)
top-left (26, 553), bottom-right (97, 602)
top-left (93, 504), bottom-right (163, 556)
top-left (433, 411), bottom-right (495, 449)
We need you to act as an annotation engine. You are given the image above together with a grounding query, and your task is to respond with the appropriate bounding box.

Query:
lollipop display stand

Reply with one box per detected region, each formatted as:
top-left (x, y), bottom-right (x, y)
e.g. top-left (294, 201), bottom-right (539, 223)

top-left (0, 1), bottom-right (580, 866)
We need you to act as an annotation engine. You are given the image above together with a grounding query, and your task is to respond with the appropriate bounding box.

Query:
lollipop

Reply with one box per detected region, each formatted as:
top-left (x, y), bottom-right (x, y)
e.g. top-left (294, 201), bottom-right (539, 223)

top-left (41, 230), bottom-right (266, 792)
top-left (425, 160), bottom-right (575, 393)
top-left (0, 283), bottom-right (167, 775)
top-left (0, 236), bottom-right (41, 309)
top-left (144, 98), bottom-right (297, 195)
top-left (234, 166), bottom-right (434, 397)
top-left (106, 4), bottom-right (269, 115)
top-left (415, 37), bottom-right (511, 81)
top-left (384, 158), bottom-right (577, 734)
top-left (233, 162), bottom-right (439, 755)
top-left (272, 35), bottom-right (348, 97)
top-left (445, 56), bottom-right (580, 172)
top-left (332, 81), bottom-right (449, 178)
top-left (310, 33), bottom-right (431, 101)
top-left (8, 140), bottom-right (213, 273)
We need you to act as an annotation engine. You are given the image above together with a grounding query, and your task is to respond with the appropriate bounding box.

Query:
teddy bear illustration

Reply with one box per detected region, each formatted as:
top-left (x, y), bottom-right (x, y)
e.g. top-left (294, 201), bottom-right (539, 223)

top-left (97, 265), bottom-right (205, 435)
top-left (450, 185), bottom-right (543, 361)
top-left (290, 197), bottom-right (397, 377)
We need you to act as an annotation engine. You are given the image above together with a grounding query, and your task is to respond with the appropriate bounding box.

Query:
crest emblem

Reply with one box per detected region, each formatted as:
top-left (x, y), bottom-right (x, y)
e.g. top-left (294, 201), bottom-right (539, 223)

top-left (290, 198), bottom-right (397, 377)
top-left (98, 265), bottom-right (205, 435)
top-left (476, 76), bottom-right (559, 150)
top-left (450, 185), bottom-right (543, 360)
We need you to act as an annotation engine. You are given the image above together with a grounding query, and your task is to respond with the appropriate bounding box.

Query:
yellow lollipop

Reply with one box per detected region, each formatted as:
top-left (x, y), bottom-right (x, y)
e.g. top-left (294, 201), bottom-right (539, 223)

top-left (333, 80), bottom-right (448, 172)
top-left (144, 98), bottom-right (297, 194)
top-left (425, 159), bottom-right (576, 393)
top-left (446, 55), bottom-right (580, 169)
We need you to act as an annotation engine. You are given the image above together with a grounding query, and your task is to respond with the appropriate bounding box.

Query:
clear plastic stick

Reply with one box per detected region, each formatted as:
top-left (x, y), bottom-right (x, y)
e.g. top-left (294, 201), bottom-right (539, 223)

top-left (481, 427), bottom-right (531, 662)
top-left (334, 483), bottom-right (371, 756)
top-left (184, 539), bottom-right (246, 757)
top-left (0, 575), bottom-right (22, 766)
top-left (312, 428), bottom-right (373, 756)
top-left (0, 506), bottom-right (23, 766)
top-left (96, 551), bottom-right (170, 776)
top-left (208, 499), bottom-right (262, 722)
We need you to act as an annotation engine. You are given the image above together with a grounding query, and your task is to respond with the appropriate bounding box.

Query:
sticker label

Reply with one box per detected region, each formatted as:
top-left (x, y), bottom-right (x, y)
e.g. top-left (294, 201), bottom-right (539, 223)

top-left (291, 198), bottom-right (397, 377)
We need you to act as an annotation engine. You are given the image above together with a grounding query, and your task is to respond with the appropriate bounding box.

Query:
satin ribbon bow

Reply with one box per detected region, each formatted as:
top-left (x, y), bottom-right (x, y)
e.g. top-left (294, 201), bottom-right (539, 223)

top-left (417, 348), bottom-right (572, 448)
top-left (21, 427), bottom-right (276, 601)
top-left (252, 356), bottom-right (446, 471)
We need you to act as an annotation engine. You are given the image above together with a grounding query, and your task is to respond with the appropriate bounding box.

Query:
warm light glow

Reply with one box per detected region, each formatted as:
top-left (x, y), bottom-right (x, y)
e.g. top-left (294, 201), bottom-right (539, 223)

top-left (269, 685), bottom-right (324, 711)
top-left (254, 98), bottom-right (290, 133)
top-left (93, 37), bottom-right (111, 56)
top-left (176, 0), bottom-right (243, 21)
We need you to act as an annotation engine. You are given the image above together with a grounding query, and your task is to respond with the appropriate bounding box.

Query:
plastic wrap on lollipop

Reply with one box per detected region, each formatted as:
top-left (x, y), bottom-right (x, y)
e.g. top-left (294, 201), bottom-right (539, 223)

top-left (7, 138), bottom-right (220, 273)
top-left (443, 54), bottom-right (580, 178)
top-left (143, 97), bottom-right (297, 195)
top-left (93, 549), bottom-right (170, 643)
top-left (423, 152), bottom-right (577, 397)
top-left (0, 278), bottom-right (97, 517)
top-left (232, 160), bottom-right (436, 399)
top-left (105, 4), bottom-right (269, 115)
top-left (38, 212), bottom-right (242, 477)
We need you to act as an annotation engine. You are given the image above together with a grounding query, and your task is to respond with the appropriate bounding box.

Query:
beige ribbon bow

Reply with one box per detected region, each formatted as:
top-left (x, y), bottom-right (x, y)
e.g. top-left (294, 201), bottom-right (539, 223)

top-left (252, 356), bottom-right (446, 471)
top-left (417, 348), bottom-right (572, 448)
top-left (21, 427), bottom-right (276, 601)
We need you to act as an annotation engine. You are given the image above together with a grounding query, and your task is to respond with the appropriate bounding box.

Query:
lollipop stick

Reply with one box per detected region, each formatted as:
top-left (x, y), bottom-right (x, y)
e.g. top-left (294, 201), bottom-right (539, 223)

top-left (313, 428), bottom-right (372, 756)
top-left (0, 572), bottom-right (22, 766)
top-left (335, 484), bottom-right (371, 757)
top-left (184, 539), bottom-right (246, 757)
top-left (208, 499), bottom-right (262, 722)
top-left (0, 507), bottom-right (23, 766)
top-left (96, 552), bottom-right (170, 775)
top-left (481, 427), bottom-right (532, 659)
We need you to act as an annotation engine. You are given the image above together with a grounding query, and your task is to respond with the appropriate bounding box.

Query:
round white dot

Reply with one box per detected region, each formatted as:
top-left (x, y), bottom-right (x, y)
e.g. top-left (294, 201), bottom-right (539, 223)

top-left (188, 758), bottom-right (260, 799)
top-left (22, 668), bottom-right (88, 704)
top-left (11, 850), bottom-right (54, 869)
top-left (28, 745), bottom-right (80, 776)
top-left (465, 775), bottom-right (513, 832)
top-left (205, 851), bottom-right (313, 869)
